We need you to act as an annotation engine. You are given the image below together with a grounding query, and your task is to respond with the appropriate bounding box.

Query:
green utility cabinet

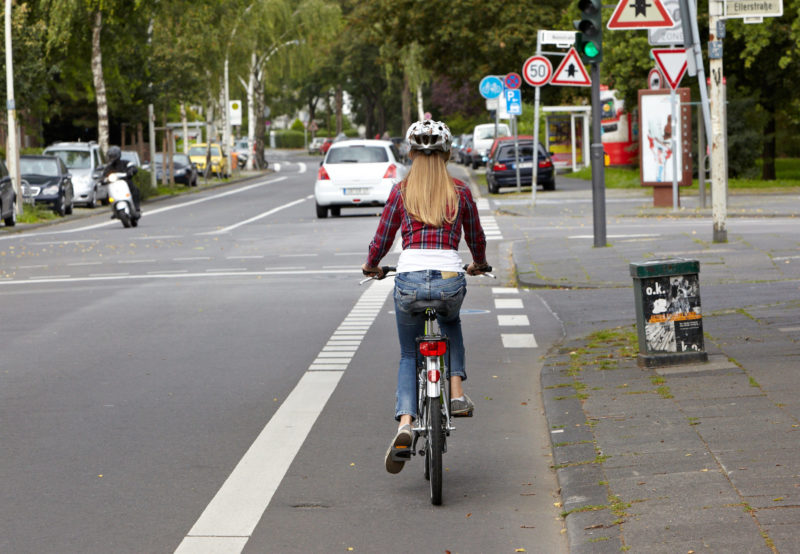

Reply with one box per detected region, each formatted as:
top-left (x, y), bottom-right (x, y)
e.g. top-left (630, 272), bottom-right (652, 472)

top-left (630, 259), bottom-right (708, 368)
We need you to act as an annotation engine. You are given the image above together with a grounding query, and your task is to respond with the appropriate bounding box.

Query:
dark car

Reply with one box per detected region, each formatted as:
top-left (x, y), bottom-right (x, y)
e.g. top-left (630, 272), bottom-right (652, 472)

top-left (20, 155), bottom-right (74, 216)
top-left (0, 159), bottom-right (17, 226)
top-left (151, 153), bottom-right (198, 186)
top-left (486, 140), bottom-right (556, 193)
top-left (457, 136), bottom-right (473, 165)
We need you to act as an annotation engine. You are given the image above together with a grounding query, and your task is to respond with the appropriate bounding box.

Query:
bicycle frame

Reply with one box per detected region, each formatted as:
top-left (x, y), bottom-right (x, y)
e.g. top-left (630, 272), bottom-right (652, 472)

top-left (412, 308), bottom-right (454, 439)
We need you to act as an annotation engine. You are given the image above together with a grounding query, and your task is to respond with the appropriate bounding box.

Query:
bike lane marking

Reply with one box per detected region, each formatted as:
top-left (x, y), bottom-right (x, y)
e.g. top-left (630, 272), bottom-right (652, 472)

top-left (174, 277), bottom-right (394, 553)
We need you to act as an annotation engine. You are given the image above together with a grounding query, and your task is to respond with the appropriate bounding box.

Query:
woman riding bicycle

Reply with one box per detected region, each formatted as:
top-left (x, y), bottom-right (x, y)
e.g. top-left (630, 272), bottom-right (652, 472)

top-left (361, 119), bottom-right (490, 474)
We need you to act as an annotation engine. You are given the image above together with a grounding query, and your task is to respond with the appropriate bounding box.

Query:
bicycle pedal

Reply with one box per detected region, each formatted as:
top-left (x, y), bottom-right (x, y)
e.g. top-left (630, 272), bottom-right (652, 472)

top-left (390, 447), bottom-right (412, 462)
top-left (452, 410), bottom-right (473, 418)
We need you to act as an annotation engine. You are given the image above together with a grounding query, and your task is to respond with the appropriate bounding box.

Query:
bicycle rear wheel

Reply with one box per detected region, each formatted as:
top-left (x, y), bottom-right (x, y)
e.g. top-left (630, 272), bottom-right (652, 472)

top-left (426, 396), bottom-right (443, 505)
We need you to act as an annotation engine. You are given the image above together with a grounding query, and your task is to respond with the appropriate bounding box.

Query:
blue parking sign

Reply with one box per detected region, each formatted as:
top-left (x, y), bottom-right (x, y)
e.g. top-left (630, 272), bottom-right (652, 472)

top-left (505, 89), bottom-right (522, 115)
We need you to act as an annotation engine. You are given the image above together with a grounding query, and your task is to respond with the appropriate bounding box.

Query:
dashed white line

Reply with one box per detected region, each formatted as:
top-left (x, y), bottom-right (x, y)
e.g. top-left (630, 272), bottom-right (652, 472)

top-left (498, 315), bottom-right (531, 326)
top-left (495, 298), bottom-right (524, 309)
top-left (502, 334), bottom-right (539, 348)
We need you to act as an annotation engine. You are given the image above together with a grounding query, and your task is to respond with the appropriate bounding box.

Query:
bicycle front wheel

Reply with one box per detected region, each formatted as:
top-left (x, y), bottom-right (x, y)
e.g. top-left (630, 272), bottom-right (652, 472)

top-left (426, 396), bottom-right (443, 505)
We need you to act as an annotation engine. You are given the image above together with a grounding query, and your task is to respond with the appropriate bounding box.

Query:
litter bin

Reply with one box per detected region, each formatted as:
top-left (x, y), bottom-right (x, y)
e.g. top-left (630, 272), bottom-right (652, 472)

top-left (630, 258), bottom-right (708, 368)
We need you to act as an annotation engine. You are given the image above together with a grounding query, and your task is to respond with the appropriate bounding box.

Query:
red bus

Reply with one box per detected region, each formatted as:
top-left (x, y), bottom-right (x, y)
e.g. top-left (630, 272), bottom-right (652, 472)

top-left (601, 88), bottom-right (638, 166)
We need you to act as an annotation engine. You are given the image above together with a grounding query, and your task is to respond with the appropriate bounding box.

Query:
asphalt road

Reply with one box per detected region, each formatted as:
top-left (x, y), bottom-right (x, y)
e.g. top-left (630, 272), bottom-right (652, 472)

top-left (0, 155), bottom-right (568, 553)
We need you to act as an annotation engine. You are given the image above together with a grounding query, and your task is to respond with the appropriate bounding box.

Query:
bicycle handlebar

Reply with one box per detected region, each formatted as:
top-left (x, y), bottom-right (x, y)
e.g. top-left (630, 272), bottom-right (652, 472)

top-left (359, 264), bottom-right (495, 285)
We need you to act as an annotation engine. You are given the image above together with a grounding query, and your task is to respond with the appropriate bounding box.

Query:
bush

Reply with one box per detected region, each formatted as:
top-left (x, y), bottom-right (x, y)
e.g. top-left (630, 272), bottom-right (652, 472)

top-left (133, 169), bottom-right (156, 200)
top-left (272, 130), bottom-right (305, 148)
top-left (290, 119), bottom-right (305, 132)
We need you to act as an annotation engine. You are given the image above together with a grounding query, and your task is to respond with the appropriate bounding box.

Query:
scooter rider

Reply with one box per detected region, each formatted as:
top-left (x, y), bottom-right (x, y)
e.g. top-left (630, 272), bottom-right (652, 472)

top-left (103, 145), bottom-right (140, 214)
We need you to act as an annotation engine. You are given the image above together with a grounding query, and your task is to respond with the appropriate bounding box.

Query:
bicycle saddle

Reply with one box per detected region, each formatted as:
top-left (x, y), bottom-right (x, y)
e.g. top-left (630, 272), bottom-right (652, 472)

top-left (408, 299), bottom-right (449, 315)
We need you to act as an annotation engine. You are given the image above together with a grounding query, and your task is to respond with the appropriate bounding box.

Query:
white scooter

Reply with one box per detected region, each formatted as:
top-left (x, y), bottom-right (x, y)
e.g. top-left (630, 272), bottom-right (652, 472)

top-left (105, 171), bottom-right (140, 228)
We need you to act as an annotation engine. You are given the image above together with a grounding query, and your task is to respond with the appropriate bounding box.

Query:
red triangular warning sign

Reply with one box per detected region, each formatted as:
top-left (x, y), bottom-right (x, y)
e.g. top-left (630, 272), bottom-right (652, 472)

top-left (607, 0), bottom-right (674, 29)
top-left (550, 47), bottom-right (591, 87)
top-left (652, 48), bottom-right (687, 90)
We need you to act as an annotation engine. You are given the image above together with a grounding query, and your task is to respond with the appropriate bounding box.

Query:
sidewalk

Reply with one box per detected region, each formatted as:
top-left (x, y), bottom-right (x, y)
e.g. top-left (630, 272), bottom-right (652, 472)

top-left (503, 180), bottom-right (800, 552)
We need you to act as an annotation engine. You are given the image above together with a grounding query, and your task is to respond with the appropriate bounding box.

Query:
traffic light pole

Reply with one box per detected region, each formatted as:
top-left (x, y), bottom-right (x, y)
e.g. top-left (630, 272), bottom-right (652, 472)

top-left (590, 62), bottom-right (607, 248)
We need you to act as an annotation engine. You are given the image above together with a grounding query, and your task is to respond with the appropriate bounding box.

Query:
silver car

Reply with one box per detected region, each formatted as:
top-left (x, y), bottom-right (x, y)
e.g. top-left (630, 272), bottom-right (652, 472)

top-left (43, 141), bottom-right (106, 207)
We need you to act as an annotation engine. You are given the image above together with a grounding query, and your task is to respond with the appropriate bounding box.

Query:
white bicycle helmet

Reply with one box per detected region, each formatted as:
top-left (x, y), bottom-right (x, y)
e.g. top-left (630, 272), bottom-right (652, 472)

top-left (406, 119), bottom-right (452, 154)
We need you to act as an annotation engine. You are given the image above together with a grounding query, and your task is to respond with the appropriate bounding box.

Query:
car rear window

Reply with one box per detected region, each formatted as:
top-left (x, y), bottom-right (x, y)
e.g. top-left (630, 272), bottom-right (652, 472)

top-left (497, 143), bottom-right (546, 161)
top-left (46, 150), bottom-right (91, 169)
top-left (326, 146), bottom-right (389, 164)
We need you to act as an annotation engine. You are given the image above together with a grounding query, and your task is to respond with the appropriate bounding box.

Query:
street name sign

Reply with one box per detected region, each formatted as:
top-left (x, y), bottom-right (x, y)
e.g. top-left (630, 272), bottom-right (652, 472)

top-left (652, 48), bottom-right (688, 90)
top-left (724, 0), bottom-right (783, 20)
top-left (522, 56), bottom-right (553, 87)
top-left (608, 0), bottom-right (675, 29)
top-left (550, 47), bottom-right (591, 87)
top-left (538, 30), bottom-right (576, 47)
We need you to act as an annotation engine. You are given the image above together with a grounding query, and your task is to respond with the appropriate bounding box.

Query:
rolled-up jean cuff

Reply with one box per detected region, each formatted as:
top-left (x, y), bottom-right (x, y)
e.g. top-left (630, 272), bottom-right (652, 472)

top-left (395, 410), bottom-right (416, 422)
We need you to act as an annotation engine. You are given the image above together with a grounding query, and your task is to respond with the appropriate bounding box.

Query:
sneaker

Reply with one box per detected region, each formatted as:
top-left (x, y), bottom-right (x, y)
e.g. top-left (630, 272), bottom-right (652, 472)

top-left (384, 424), bottom-right (413, 474)
top-left (451, 394), bottom-right (474, 417)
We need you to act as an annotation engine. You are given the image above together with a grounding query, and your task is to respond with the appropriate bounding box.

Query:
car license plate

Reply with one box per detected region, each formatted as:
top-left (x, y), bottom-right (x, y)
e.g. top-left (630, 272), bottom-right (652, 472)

top-left (344, 187), bottom-right (370, 195)
top-left (515, 162), bottom-right (533, 169)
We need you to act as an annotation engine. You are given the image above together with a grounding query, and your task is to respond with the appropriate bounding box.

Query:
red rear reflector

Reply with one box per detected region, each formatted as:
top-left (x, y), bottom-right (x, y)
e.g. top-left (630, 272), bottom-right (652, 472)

top-left (383, 163), bottom-right (397, 179)
top-left (539, 159), bottom-right (553, 168)
top-left (419, 340), bottom-right (447, 357)
top-left (492, 163), bottom-right (507, 171)
top-left (317, 166), bottom-right (330, 180)
top-left (427, 368), bottom-right (441, 383)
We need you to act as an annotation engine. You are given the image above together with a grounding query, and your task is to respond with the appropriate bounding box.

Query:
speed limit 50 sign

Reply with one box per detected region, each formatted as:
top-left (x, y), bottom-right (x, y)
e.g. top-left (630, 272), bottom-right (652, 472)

top-left (523, 56), bottom-right (553, 87)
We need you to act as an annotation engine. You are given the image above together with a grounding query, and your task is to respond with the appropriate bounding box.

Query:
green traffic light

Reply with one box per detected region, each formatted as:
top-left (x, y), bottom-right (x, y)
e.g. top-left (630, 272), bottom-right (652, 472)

top-left (583, 42), bottom-right (600, 59)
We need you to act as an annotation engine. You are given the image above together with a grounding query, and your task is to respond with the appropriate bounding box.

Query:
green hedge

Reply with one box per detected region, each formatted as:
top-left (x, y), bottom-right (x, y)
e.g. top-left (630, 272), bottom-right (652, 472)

top-left (273, 130), bottom-right (305, 148)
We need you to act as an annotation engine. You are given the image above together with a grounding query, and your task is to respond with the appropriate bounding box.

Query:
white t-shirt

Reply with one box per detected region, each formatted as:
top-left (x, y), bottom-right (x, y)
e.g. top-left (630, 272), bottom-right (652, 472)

top-left (396, 248), bottom-right (464, 273)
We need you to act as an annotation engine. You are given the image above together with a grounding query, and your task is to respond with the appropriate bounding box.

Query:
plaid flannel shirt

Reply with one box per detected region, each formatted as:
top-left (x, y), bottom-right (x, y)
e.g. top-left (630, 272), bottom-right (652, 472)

top-left (366, 178), bottom-right (487, 268)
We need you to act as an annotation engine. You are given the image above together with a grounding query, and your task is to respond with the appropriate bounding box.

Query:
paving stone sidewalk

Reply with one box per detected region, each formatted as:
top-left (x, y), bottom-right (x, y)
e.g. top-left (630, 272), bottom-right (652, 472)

top-left (504, 184), bottom-right (800, 552)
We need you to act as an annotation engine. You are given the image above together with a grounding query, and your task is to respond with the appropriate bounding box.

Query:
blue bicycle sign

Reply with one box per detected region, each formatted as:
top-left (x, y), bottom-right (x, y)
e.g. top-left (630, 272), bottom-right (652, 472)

top-left (479, 76), bottom-right (503, 99)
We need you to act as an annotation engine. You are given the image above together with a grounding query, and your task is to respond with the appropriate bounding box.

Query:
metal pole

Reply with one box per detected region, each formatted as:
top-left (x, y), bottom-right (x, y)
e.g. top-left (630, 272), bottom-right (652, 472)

top-left (514, 115), bottom-right (521, 192)
top-left (698, 108), bottom-right (706, 208)
top-left (224, 56), bottom-right (232, 178)
top-left (709, 0), bottom-right (727, 242)
top-left (590, 63), bottom-right (607, 248)
top-left (532, 85), bottom-right (540, 206)
top-left (148, 104), bottom-right (157, 191)
top-left (687, 0), bottom-right (713, 148)
top-left (670, 86), bottom-right (679, 210)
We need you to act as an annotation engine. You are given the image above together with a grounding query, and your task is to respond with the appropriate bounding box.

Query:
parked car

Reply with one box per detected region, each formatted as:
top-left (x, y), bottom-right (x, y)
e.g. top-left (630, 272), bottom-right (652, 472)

top-left (486, 140), bottom-right (556, 194)
top-left (390, 136), bottom-right (409, 162)
top-left (19, 155), bottom-right (74, 216)
top-left (150, 153), bottom-right (198, 186)
top-left (120, 150), bottom-right (142, 168)
top-left (0, 159), bottom-right (17, 226)
top-left (313, 139), bottom-right (409, 218)
top-left (308, 137), bottom-right (327, 154)
top-left (471, 123), bottom-right (511, 169)
top-left (187, 143), bottom-right (229, 178)
top-left (43, 141), bottom-right (106, 207)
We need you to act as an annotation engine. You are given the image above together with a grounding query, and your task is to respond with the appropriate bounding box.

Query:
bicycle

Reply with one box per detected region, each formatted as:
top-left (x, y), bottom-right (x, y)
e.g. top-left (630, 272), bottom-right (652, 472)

top-left (361, 264), bottom-right (494, 505)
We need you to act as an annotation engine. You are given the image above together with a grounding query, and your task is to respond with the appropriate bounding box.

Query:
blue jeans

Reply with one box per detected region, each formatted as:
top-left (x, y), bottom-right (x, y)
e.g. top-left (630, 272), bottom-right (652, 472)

top-left (393, 270), bottom-right (467, 421)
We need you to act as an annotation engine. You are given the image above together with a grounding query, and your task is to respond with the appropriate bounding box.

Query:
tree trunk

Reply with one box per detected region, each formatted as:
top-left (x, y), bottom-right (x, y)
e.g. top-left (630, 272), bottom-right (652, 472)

top-left (91, 11), bottom-right (109, 153)
top-left (245, 52), bottom-right (257, 170)
top-left (761, 98), bottom-right (776, 180)
top-left (402, 72), bottom-right (411, 134)
top-left (416, 84), bottom-right (424, 121)
top-left (180, 103), bottom-right (189, 154)
top-left (335, 85), bottom-right (343, 135)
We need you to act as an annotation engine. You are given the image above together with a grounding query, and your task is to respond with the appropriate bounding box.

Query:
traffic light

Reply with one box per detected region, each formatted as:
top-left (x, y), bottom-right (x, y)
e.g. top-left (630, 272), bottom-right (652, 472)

top-left (574, 0), bottom-right (602, 64)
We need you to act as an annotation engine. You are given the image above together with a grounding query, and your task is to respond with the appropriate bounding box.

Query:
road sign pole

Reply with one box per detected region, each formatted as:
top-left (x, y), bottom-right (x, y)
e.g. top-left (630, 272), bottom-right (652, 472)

top-left (670, 85), bottom-right (679, 211)
top-left (590, 62), bottom-right (607, 248)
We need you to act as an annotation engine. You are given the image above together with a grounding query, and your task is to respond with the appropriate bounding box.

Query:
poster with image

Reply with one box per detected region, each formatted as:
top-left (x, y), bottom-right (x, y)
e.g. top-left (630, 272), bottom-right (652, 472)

top-left (638, 88), bottom-right (692, 188)
top-left (640, 274), bottom-right (704, 354)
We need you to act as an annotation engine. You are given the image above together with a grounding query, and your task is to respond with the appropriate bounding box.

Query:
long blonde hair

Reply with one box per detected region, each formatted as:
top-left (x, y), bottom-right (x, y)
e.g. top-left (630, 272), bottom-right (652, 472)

top-left (401, 151), bottom-right (458, 227)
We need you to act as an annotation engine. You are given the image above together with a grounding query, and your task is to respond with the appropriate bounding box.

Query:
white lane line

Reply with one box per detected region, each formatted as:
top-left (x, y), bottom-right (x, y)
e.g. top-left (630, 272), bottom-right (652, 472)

top-left (118, 259), bottom-right (157, 264)
top-left (0, 268), bottom-right (362, 286)
top-left (200, 195), bottom-right (311, 235)
top-left (174, 257), bottom-right (212, 261)
top-left (495, 298), bottom-right (524, 309)
top-left (68, 262), bottom-right (102, 267)
top-left (779, 327), bottom-right (800, 332)
top-left (89, 273), bottom-right (129, 278)
top-left (280, 253), bottom-right (317, 258)
top-left (568, 233), bottom-right (660, 240)
top-left (205, 268), bottom-right (247, 273)
top-left (227, 255), bottom-right (264, 260)
top-left (502, 334), bottom-right (538, 348)
top-left (175, 277), bottom-right (393, 553)
top-left (4, 178), bottom-right (289, 239)
top-left (297, 162), bottom-right (307, 174)
top-left (498, 315), bottom-right (531, 326)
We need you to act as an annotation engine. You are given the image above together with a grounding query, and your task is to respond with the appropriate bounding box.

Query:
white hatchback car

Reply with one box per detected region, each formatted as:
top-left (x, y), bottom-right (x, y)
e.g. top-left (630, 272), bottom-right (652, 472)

top-left (313, 139), bottom-right (408, 218)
